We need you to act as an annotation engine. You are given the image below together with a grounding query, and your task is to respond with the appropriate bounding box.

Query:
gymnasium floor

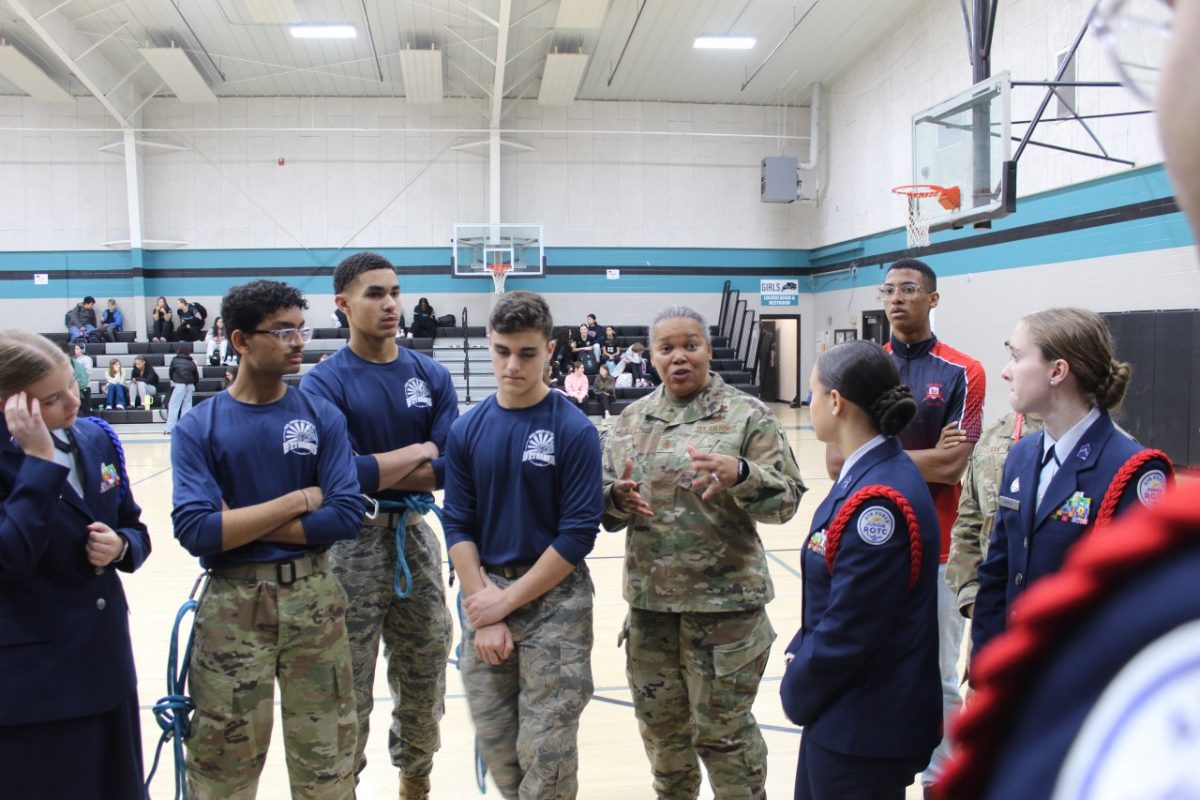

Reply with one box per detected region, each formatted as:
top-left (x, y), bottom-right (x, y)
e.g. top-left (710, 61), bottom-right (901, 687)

top-left (123, 402), bottom-right (930, 799)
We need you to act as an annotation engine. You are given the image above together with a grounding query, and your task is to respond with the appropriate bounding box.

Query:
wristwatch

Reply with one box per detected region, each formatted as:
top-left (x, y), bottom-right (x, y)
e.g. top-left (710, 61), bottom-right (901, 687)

top-left (735, 457), bottom-right (750, 485)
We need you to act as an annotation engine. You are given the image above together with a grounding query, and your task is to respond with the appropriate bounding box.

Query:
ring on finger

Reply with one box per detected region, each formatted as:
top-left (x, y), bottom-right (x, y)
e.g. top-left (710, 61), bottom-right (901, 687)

top-left (710, 471), bottom-right (720, 485)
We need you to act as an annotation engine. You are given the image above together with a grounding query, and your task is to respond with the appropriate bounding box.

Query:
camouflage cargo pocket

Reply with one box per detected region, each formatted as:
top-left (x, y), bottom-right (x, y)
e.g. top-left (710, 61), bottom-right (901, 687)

top-left (712, 613), bottom-right (775, 694)
top-left (186, 661), bottom-right (273, 770)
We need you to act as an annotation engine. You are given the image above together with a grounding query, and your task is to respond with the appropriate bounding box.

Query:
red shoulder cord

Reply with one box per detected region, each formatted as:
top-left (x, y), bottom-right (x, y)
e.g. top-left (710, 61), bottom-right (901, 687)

top-left (1094, 449), bottom-right (1174, 528)
top-left (938, 479), bottom-right (1198, 800)
top-left (824, 484), bottom-right (923, 595)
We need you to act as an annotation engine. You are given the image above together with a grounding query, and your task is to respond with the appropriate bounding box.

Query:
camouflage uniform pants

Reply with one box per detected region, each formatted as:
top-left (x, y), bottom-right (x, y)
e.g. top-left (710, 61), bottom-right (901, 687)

top-left (460, 562), bottom-right (594, 800)
top-left (185, 569), bottom-right (357, 800)
top-left (625, 606), bottom-right (775, 800)
top-left (330, 519), bottom-right (453, 778)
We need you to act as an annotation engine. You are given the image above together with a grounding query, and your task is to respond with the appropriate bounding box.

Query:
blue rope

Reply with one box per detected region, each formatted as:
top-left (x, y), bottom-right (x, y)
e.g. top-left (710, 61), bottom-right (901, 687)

top-left (146, 596), bottom-right (199, 800)
top-left (375, 493), bottom-right (443, 600)
top-left (455, 590), bottom-right (489, 794)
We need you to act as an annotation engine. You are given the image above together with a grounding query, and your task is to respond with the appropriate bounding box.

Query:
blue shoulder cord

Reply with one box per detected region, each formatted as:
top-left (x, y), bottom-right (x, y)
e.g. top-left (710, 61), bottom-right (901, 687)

top-left (146, 572), bottom-right (207, 800)
top-left (455, 591), bottom-right (490, 793)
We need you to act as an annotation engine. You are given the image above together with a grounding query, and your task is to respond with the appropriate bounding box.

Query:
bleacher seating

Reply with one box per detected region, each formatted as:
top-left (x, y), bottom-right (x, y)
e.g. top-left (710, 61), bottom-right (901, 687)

top-left (46, 318), bottom-right (761, 426)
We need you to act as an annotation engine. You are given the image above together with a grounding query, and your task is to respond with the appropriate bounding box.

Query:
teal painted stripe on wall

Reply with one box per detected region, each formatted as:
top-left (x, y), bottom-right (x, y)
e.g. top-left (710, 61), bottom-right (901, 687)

top-left (0, 250), bottom-right (131, 271)
top-left (808, 163), bottom-right (1181, 264)
top-left (547, 248), bottom-right (810, 268)
top-left (809, 214), bottom-right (1194, 292)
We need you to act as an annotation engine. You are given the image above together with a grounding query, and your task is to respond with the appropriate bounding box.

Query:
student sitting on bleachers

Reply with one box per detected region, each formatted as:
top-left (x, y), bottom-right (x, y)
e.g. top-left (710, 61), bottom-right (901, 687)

top-left (128, 356), bottom-right (160, 409)
top-left (614, 342), bottom-right (647, 385)
top-left (150, 296), bottom-right (174, 342)
top-left (592, 364), bottom-right (616, 419)
top-left (564, 361), bottom-right (590, 411)
top-left (100, 299), bottom-right (123, 334)
top-left (601, 326), bottom-right (622, 372)
top-left (412, 297), bottom-right (438, 338)
top-left (103, 359), bottom-right (128, 409)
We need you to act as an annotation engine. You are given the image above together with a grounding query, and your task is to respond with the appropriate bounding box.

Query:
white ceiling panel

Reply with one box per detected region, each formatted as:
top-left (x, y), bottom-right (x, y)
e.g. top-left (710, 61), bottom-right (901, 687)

top-left (538, 51), bottom-right (588, 104)
top-left (0, 0), bottom-right (929, 107)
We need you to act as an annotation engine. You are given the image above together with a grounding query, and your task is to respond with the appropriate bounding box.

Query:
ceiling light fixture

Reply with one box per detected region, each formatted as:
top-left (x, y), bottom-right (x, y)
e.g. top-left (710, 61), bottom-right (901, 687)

top-left (693, 36), bottom-right (756, 50)
top-left (289, 24), bottom-right (357, 39)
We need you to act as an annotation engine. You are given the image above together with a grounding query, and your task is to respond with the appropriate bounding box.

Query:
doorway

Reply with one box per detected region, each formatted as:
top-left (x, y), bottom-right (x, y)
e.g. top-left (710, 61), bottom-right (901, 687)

top-left (862, 309), bottom-right (890, 345)
top-left (759, 314), bottom-right (802, 405)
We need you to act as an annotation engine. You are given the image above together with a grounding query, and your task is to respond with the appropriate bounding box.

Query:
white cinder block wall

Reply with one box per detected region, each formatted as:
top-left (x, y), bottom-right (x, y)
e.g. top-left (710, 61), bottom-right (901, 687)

top-left (137, 97), bottom-right (812, 251)
top-left (0, 98), bottom-right (129, 251)
top-left (812, 0), bottom-right (1166, 245)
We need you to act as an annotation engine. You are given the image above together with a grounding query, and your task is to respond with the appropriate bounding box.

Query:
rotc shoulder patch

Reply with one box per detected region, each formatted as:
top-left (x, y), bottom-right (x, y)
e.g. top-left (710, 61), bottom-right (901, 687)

top-left (857, 506), bottom-right (895, 546)
top-left (1137, 470), bottom-right (1167, 507)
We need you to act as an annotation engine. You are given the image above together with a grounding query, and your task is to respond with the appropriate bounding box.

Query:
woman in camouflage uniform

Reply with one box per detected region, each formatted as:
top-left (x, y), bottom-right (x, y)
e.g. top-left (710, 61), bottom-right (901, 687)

top-left (602, 306), bottom-right (805, 799)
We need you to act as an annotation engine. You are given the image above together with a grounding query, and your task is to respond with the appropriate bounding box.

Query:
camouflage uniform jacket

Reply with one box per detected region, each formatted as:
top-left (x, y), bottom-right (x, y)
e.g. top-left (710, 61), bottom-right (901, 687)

top-left (602, 372), bottom-right (805, 613)
top-left (946, 411), bottom-right (1042, 612)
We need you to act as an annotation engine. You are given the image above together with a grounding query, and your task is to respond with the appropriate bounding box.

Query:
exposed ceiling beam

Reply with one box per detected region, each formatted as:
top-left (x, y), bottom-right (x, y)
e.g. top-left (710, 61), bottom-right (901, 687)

top-left (489, 0), bottom-right (512, 125)
top-left (6, 0), bottom-right (144, 126)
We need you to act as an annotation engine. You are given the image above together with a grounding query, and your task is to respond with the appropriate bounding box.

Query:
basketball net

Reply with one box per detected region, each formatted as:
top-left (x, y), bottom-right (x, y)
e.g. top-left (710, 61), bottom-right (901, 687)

top-left (489, 259), bottom-right (510, 294)
top-left (892, 184), bottom-right (959, 250)
top-left (905, 197), bottom-right (931, 249)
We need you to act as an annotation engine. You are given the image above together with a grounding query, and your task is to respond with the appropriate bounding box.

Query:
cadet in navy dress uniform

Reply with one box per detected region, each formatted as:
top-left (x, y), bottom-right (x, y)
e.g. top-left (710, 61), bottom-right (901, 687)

top-left (781, 340), bottom-right (941, 800)
top-left (971, 308), bottom-right (1171, 659)
top-left (0, 329), bottom-right (151, 800)
top-left (943, 12), bottom-right (1200, 795)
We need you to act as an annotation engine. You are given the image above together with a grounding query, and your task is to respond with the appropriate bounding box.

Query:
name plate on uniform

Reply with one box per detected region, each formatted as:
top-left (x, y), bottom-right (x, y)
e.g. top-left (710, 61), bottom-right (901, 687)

top-left (998, 495), bottom-right (1020, 511)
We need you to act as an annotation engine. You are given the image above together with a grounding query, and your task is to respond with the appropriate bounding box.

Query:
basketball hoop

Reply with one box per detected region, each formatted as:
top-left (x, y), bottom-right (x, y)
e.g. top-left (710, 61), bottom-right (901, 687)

top-left (892, 184), bottom-right (961, 249)
top-left (489, 260), bottom-right (511, 294)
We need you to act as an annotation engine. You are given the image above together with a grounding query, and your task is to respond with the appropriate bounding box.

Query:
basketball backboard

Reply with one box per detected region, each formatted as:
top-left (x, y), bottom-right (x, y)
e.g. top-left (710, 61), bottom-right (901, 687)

top-left (911, 72), bottom-right (1016, 233)
top-left (452, 223), bottom-right (545, 278)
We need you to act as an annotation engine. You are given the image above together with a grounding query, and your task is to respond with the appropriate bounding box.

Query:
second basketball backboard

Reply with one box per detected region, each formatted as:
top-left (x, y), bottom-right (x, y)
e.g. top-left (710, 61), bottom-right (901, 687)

top-left (911, 72), bottom-right (1016, 233)
top-left (452, 223), bottom-right (545, 278)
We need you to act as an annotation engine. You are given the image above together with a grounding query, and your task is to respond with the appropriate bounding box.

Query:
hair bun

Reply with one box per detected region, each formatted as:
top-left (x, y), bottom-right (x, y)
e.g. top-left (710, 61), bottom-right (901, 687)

top-left (871, 385), bottom-right (918, 437)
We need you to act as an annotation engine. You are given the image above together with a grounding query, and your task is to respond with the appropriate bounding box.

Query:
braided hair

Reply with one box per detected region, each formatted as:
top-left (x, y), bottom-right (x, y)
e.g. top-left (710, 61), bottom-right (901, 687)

top-left (817, 340), bottom-right (918, 437)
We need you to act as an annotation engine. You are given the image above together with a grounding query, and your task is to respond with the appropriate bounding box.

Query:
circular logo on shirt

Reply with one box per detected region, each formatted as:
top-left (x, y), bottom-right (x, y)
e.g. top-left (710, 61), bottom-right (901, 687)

top-left (522, 429), bottom-right (556, 467)
top-left (1053, 619), bottom-right (1200, 800)
top-left (405, 377), bottom-right (432, 408)
top-left (282, 419), bottom-right (319, 456)
top-left (1137, 470), bottom-right (1167, 507)
top-left (857, 506), bottom-right (895, 546)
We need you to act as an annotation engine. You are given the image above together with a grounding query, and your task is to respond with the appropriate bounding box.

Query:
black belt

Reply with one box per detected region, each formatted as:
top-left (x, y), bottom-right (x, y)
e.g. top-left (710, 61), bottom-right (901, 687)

top-left (482, 561), bottom-right (536, 580)
top-left (210, 551), bottom-right (329, 585)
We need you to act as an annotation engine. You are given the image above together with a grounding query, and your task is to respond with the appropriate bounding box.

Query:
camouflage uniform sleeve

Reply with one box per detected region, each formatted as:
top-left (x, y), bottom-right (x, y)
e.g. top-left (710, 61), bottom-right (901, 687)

top-left (600, 414), bottom-right (633, 532)
top-left (725, 408), bottom-right (806, 524)
top-left (946, 457), bottom-right (985, 613)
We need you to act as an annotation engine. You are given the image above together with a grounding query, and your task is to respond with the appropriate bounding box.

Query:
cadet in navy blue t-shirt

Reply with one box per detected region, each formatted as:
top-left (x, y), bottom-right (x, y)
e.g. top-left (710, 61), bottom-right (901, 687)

top-left (170, 280), bottom-right (364, 800)
top-left (443, 290), bottom-right (602, 800)
top-left (300, 252), bottom-right (458, 797)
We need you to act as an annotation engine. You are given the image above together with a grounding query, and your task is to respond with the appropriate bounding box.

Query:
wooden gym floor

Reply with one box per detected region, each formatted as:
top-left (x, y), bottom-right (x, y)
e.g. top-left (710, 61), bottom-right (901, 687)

top-left (122, 404), bottom-right (930, 799)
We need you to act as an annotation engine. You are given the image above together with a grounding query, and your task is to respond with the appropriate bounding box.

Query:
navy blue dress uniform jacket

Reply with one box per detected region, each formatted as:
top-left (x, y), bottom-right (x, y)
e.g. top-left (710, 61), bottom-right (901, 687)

top-left (981, 488), bottom-right (1200, 799)
top-left (781, 437), bottom-right (941, 760)
top-left (972, 412), bottom-right (1169, 658)
top-left (0, 418), bottom-right (151, 726)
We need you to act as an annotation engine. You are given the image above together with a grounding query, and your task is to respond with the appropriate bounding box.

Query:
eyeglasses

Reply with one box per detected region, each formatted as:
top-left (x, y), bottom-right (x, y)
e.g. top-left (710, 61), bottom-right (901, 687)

top-left (248, 326), bottom-right (314, 343)
top-left (1092, 0), bottom-right (1173, 104)
top-left (877, 283), bottom-right (926, 299)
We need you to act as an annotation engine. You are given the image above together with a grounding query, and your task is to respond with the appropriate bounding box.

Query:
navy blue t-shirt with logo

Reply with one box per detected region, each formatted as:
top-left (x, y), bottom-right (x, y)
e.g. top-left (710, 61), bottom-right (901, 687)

top-left (171, 387), bottom-right (365, 568)
top-left (301, 344), bottom-right (458, 499)
top-left (443, 390), bottom-right (602, 566)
